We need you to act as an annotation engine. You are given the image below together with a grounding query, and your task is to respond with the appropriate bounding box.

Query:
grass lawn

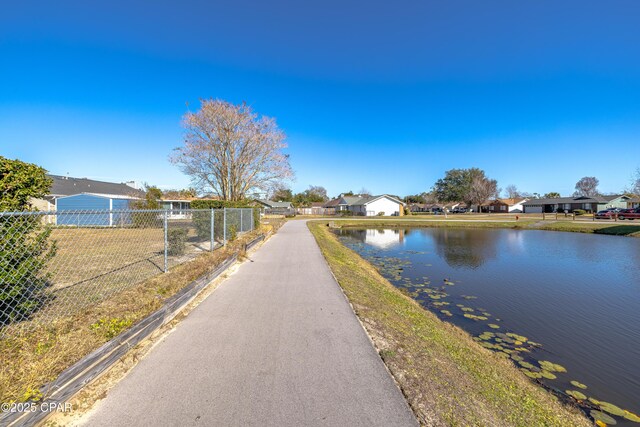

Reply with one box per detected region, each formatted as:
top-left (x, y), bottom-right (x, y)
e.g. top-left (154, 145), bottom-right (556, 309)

top-left (309, 221), bottom-right (591, 427)
top-left (0, 226), bottom-right (269, 405)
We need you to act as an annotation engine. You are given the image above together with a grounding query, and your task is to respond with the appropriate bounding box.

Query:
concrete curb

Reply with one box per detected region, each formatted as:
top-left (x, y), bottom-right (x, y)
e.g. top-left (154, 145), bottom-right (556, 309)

top-left (1, 234), bottom-right (266, 427)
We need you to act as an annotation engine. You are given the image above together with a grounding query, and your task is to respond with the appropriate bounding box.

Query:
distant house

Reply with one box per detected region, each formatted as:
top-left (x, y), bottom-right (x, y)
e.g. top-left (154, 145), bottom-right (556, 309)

top-left (296, 202), bottom-right (335, 215)
top-left (522, 195), bottom-right (630, 213)
top-left (56, 193), bottom-right (141, 226)
top-left (409, 203), bottom-right (429, 213)
top-left (628, 196), bottom-right (640, 209)
top-left (331, 194), bottom-right (405, 216)
top-left (31, 174), bottom-right (144, 212)
top-left (488, 198), bottom-right (528, 213)
top-left (255, 199), bottom-right (293, 214)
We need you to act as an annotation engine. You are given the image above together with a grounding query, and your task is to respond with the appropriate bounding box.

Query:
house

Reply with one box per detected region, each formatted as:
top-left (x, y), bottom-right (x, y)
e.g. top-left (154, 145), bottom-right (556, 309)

top-left (334, 194), bottom-right (405, 216)
top-left (522, 195), bottom-right (630, 213)
top-left (56, 193), bottom-right (141, 226)
top-left (628, 196), bottom-right (640, 209)
top-left (296, 202), bottom-right (336, 215)
top-left (31, 174), bottom-right (144, 211)
top-left (488, 198), bottom-right (528, 213)
top-left (255, 199), bottom-right (294, 214)
top-left (409, 203), bottom-right (429, 213)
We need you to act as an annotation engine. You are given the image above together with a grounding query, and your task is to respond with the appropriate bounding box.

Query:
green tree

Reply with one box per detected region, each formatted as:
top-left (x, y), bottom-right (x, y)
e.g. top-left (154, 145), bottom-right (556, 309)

top-left (543, 192), bottom-right (561, 199)
top-left (0, 157), bottom-right (55, 324)
top-left (271, 186), bottom-right (293, 202)
top-left (433, 168), bottom-right (498, 208)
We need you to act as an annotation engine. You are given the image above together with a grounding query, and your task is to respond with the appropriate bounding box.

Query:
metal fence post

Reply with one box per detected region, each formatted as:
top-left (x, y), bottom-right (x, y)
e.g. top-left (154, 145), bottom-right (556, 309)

top-left (211, 208), bottom-right (216, 252)
top-left (223, 207), bottom-right (227, 246)
top-left (163, 210), bottom-right (168, 273)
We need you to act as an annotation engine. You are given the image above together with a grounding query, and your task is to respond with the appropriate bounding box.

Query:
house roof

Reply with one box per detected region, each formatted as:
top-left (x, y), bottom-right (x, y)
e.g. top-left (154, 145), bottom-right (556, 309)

top-left (343, 194), bottom-right (405, 206)
top-left (492, 198), bottom-right (527, 206)
top-left (255, 199), bottom-right (292, 208)
top-left (323, 198), bottom-right (342, 208)
top-left (56, 192), bottom-right (141, 200)
top-left (523, 195), bottom-right (627, 205)
top-left (47, 175), bottom-right (144, 198)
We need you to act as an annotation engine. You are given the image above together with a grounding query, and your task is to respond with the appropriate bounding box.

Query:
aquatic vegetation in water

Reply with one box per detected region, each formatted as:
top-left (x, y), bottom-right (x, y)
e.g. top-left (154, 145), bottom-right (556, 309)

top-left (461, 307), bottom-right (474, 312)
top-left (506, 333), bottom-right (528, 343)
top-left (624, 411), bottom-right (640, 423)
top-left (598, 402), bottom-right (626, 417)
top-left (440, 310), bottom-right (452, 317)
top-left (463, 313), bottom-right (488, 321)
top-left (570, 380), bottom-right (587, 390)
top-left (538, 360), bottom-right (567, 373)
top-left (539, 370), bottom-right (557, 380)
top-left (487, 323), bottom-right (500, 329)
top-left (590, 410), bottom-right (617, 426)
top-left (566, 390), bottom-right (587, 401)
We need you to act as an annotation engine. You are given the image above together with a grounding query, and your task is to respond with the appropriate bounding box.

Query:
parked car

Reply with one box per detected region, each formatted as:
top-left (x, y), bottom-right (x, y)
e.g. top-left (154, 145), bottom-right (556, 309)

top-left (617, 208), bottom-right (640, 220)
top-left (594, 210), bottom-right (617, 219)
top-left (451, 208), bottom-right (468, 214)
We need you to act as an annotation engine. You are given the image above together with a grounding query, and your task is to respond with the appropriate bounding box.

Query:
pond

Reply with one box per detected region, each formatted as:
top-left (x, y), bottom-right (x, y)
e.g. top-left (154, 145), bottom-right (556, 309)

top-left (335, 227), bottom-right (640, 425)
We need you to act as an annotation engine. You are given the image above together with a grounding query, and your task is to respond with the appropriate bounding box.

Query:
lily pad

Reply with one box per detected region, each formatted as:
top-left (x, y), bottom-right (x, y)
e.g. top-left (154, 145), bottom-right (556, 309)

top-left (566, 390), bottom-right (587, 400)
top-left (570, 381), bottom-right (587, 390)
top-left (488, 324), bottom-right (500, 329)
top-left (440, 310), bottom-right (452, 317)
top-left (590, 410), bottom-right (617, 425)
top-left (624, 411), bottom-right (640, 423)
top-left (461, 307), bottom-right (474, 312)
top-left (506, 333), bottom-right (528, 342)
top-left (538, 360), bottom-right (567, 373)
top-left (599, 402), bottom-right (626, 417)
top-left (521, 369), bottom-right (542, 379)
top-left (540, 370), bottom-right (557, 380)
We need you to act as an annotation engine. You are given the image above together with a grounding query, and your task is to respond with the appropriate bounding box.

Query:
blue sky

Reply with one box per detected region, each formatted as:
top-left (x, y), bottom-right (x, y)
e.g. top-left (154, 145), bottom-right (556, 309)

top-left (1, 0), bottom-right (639, 197)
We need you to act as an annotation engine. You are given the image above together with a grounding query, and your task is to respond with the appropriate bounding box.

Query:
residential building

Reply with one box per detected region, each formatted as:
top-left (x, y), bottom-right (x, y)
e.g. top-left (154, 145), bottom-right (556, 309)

top-left (488, 198), bottom-right (528, 213)
top-left (329, 194), bottom-right (405, 216)
top-left (522, 195), bottom-right (630, 213)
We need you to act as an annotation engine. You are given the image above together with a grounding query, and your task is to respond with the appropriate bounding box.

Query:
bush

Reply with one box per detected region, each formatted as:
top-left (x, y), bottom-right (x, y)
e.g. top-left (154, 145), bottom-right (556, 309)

top-left (167, 228), bottom-right (188, 255)
top-left (573, 209), bottom-right (586, 216)
top-left (228, 224), bottom-right (237, 242)
top-left (0, 157), bottom-right (56, 325)
top-left (339, 210), bottom-right (353, 217)
top-left (377, 211), bottom-right (385, 216)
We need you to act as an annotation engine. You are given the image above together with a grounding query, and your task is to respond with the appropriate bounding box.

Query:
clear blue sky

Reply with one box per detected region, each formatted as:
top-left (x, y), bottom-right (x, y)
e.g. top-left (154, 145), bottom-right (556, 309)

top-left (1, 0), bottom-right (639, 198)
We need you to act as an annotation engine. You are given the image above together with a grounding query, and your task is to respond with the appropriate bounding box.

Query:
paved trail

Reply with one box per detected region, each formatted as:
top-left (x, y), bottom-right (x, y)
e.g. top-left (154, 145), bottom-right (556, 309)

top-left (80, 221), bottom-right (417, 427)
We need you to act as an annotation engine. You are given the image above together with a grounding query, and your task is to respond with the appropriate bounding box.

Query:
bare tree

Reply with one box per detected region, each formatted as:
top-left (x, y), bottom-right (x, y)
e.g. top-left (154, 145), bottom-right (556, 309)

top-left (170, 99), bottom-right (293, 201)
top-left (503, 184), bottom-right (521, 199)
top-left (358, 187), bottom-right (372, 197)
top-left (630, 167), bottom-right (640, 196)
top-left (573, 176), bottom-right (600, 197)
top-left (468, 175), bottom-right (498, 207)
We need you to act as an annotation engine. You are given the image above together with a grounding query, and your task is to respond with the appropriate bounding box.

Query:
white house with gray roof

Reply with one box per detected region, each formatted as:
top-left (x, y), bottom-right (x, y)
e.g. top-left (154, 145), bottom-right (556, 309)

top-left (335, 194), bottom-right (405, 216)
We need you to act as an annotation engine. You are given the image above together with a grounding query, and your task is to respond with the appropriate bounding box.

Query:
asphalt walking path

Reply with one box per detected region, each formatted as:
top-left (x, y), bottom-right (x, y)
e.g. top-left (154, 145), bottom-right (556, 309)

top-left (79, 220), bottom-right (418, 427)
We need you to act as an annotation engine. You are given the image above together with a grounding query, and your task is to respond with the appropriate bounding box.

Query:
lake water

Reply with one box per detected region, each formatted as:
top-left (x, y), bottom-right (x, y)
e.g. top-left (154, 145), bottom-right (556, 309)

top-left (335, 227), bottom-right (640, 425)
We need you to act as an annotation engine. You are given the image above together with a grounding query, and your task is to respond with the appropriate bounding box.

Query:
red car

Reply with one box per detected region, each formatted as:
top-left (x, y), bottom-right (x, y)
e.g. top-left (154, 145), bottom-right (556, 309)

top-left (594, 210), bottom-right (617, 219)
top-left (617, 208), bottom-right (640, 220)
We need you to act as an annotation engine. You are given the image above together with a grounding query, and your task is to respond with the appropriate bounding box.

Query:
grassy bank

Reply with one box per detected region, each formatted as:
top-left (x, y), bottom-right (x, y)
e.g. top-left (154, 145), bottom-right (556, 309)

top-left (329, 217), bottom-right (640, 237)
top-left (0, 226), bottom-right (271, 405)
top-left (309, 221), bottom-right (591, 427)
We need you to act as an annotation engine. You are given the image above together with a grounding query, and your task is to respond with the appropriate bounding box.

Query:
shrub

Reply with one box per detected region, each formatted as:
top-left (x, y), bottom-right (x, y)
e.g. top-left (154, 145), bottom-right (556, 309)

top-left (228, 224), bottom-right (237, 242)
top-left (339, 210), bottom-right (353, 217)
top-left (167, 228), bottom-right (188, 255)
top-left (377, 211), bottom-right (385, 216)
top-left (573, 209), bottom-right (586, 216)
top-left (0, 157), bottom-right (56, 325)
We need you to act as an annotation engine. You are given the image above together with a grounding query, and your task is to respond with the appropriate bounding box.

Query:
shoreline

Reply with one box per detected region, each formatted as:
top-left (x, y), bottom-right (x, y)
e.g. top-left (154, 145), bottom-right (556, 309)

top-left (308, 221), bottom-right (592, 426)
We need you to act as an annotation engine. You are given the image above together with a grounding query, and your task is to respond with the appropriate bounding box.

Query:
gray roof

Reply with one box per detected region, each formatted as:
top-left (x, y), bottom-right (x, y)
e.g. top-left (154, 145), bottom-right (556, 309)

top-left (47, 175), bottom-right (144, 198)
top-left (255, 199), bottom-right (292, 208)
top-left (340, 194), bottom-right (405, 206)
top-left (523, 195), bottom-right (627, 205)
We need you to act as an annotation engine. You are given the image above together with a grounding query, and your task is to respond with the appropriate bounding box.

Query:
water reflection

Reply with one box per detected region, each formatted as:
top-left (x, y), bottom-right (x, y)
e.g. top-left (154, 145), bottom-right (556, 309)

top-left (430, 229), bottom-right (499, 269)
top-left (342, 228), bottom-right (405, 249)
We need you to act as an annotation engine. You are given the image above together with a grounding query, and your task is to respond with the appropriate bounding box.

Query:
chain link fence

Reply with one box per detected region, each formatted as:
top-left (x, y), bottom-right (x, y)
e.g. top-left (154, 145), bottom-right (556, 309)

top-left (0, 208), bottom-right (254, 337)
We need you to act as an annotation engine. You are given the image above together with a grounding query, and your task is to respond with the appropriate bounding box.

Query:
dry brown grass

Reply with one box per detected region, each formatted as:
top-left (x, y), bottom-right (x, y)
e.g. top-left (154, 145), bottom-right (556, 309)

top-left (309, 222), bottom-right (592, 427)
top-left (0, 228), bottom-right (265, 404)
